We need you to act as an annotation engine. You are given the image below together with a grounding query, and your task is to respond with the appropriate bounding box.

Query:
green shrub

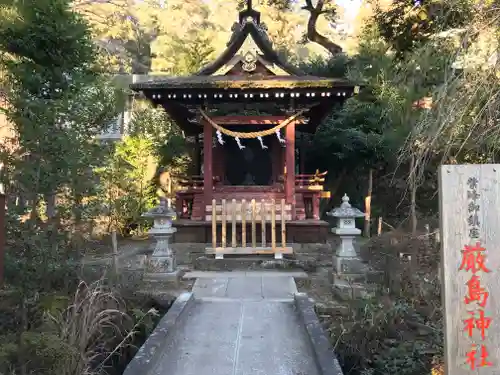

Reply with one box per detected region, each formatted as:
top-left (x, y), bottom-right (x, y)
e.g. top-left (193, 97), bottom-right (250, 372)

top-left (326, 232), bottom-right (444, 375)
top-left (20, 331), bottom-right (76, 374)
top-left (330, 298), bottom-right (443, 375)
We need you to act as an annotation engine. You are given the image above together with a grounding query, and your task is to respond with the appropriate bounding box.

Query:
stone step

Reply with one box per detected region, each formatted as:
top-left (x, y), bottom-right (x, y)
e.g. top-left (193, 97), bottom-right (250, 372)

top-left (205, 246), bottom-right (294, 256)
top-left (193, 255), bottom-right (317, 272)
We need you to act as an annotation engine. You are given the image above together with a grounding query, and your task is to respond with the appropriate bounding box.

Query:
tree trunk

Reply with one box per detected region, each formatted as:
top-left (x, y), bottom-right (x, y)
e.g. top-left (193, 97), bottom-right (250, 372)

top-left (45, 193), bottom-right (56, 220)
top-left (302, 0), bottom-right (343, 55)
top-left (364, 168), bottom-right (373, 238)
top-left (29, 195), bottom-right (39, 222)
top-left (410, 155), bottom-right (418, 235)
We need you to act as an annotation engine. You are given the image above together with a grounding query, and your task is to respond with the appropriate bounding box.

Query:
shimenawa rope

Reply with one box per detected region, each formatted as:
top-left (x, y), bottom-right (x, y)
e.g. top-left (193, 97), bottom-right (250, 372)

top-left (198, 108), bottom-right (306, 139)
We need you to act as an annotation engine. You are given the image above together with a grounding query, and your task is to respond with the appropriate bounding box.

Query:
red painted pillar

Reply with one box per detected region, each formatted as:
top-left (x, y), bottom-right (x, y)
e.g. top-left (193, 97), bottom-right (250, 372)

top-left (285, 122), bottom-right (296, 218)
top-left (313, 194), bottom-right (320, 220)
top-left (203, 121), bottom-right (213, 206)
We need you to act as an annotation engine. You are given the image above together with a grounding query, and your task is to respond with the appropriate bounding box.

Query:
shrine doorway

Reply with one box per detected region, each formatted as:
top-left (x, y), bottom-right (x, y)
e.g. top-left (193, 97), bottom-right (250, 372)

top-left (224, 137), bottom-right (273, 186)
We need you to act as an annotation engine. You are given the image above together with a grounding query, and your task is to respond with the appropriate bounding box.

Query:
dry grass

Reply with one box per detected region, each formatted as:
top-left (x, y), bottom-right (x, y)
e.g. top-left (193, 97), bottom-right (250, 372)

top-left (45, 280), bottom-right (158, 375)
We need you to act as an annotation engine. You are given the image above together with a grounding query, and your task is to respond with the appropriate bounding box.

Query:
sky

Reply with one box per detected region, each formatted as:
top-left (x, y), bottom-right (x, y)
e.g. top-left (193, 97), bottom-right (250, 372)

top-left (336, 0), bottom-right (362, 21)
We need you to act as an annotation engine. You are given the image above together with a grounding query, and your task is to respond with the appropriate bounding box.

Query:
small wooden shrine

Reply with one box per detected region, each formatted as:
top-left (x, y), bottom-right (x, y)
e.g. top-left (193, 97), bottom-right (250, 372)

top-left (131, 2), bottom-right (357, 245)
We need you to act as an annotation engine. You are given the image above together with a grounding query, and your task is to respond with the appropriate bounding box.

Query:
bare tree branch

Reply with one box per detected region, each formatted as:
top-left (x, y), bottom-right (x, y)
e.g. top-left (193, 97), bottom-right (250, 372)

top-left (302, 0), bottom-right (342, 55)
top-left (72, 0), bottom-right (125, 9)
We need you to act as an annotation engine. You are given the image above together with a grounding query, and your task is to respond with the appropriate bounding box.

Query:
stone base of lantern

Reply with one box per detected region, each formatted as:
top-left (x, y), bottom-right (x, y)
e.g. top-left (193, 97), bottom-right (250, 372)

top-left (143, 268), bottom-right (184, 288)
top-left (144, 250), bottom-right (184, 287)
top-left (327, 194), bottom-right (382, 300)
top-left (332, 255), bottom-right (365, 274)
top-left (331, 277), bottom-right (378, 300)
top-left (329, 258), bottom-right (384, 301)
top-left (330, 237), bottom-right (383, 301)
top-left (143, 226), bottom-right (184, 288)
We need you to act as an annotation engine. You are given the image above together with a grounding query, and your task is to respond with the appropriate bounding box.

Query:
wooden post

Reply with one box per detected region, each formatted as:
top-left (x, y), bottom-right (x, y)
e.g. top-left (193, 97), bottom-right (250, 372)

top-left (203, 120), bottom-right (213, 206)
top-left (231, 199), bottom-right (237, 248)
top-left (221, 199), bottom-right (226, 249)
top-left (251, 199), bottom-right (256, 248)
top-left (111, 229), bottom-right (118, 275)
top-left (241, 199), bottom-right (246, 247)
top-left (271, 199), bottom-right (276, 250)
top-left (285, 121), bottom-right (296, 218)
top-left (364, 168), bottom-right (373, 238)
top-left (377, 217), bottom-right (382, 236)
top-left (439, 164), bottom-right (500, 375)
top-left (211, 199), bottom-right (216, 249)
top-left (261, 199), bottom-right (266, 247)
top-left (281, 199), bottom-right (286, 248)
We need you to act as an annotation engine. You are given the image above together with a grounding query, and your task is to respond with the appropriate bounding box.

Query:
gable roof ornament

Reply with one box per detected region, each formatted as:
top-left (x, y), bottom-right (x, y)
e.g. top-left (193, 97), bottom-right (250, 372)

top-left (239, 0), bottom-right (261, 24)
top-left (196, 1), bottom-right (304, 76)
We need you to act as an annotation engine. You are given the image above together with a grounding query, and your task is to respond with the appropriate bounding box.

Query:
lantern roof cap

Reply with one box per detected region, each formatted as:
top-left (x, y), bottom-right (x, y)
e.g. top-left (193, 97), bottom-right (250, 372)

top-left (327, 194), bottom-right (365, 218)
top-left (142, 197), bottom-right (176, 218)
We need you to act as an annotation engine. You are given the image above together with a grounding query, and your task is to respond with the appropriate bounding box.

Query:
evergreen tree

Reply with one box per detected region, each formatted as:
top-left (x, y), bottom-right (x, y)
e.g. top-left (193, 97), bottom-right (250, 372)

top-left (0, 0), bottom-right (119, 221)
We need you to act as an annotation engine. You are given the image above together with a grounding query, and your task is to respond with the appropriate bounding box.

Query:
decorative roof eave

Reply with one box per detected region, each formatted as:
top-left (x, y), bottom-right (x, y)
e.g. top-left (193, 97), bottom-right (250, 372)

top-left (154, 94), bottom-right (348, 136)
top-left (130, 76), bottom-right (357, 90)
top-left (195, 14), bottom-right (304, 76)
top-left (211, 54), bottom-right (290, 76)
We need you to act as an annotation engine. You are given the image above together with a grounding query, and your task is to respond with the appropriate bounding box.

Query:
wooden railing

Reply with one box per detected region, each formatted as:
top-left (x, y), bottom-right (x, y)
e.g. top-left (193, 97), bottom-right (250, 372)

top-left (205, 198), bottom-right (293, 259)
top-left (175, 175), bottom-right (220, 219)
top-left (176, 175), bottom-right (221, 191)
top-left (295, 170), bottom-right (327, 191)
top-left (177, 175), bottom-right (204, 190)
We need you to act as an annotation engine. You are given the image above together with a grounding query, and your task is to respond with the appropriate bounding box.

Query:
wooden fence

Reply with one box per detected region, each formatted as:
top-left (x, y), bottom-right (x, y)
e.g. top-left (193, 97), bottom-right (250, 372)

top-left (205, 198), bottom-right (293, 259)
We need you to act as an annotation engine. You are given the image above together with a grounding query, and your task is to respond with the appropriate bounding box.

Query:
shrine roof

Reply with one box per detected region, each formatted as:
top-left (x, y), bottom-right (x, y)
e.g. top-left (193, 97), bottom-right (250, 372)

top-left (130, 75), bottom-right (354, 91)
top-left (128, 2), bottom-right (358, 136)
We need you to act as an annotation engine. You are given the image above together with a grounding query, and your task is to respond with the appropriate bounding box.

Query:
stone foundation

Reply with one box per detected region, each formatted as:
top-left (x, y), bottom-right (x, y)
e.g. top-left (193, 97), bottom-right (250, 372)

top-left (80, 240), bottom-right (339, 276)
top-left (173, 220), bottom-right (330, 244)
top-left (171, 241), bottom-right (336, 269)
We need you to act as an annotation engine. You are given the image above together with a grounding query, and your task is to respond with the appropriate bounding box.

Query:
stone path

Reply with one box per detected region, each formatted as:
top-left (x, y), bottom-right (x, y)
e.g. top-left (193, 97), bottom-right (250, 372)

top-left (150, 274), bottom-right (320, 375)
top-left (189, 271), bottom-right (305, 302)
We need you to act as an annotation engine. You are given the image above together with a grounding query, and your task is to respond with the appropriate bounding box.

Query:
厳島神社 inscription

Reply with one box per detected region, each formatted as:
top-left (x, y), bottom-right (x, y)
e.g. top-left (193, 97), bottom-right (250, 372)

top-left (439, 165), bottom-right (500, 375)
top-left (461, 177), bottom-right (492, 370)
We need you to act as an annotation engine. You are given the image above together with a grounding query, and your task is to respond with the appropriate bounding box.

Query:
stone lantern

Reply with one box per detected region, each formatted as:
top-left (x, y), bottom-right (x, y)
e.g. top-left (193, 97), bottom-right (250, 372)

top-left (327, 194), bottom-right (365, 273)
top-left (142, 197), bottom-right (181, 281)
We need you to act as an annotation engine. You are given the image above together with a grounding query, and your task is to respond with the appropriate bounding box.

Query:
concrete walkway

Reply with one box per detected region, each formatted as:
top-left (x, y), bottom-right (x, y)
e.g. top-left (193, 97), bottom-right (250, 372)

top-left (149, 274), bottom-right (320, 375)
top-left (190, 272), bottom-right (302, 302)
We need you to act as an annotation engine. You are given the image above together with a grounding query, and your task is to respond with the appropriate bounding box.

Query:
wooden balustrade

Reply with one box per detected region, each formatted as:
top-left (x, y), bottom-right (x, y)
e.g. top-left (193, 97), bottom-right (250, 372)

top-left (295, 170), bottom-right (327, 191)
top-left (205, 198), bottom-right (293, 259)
